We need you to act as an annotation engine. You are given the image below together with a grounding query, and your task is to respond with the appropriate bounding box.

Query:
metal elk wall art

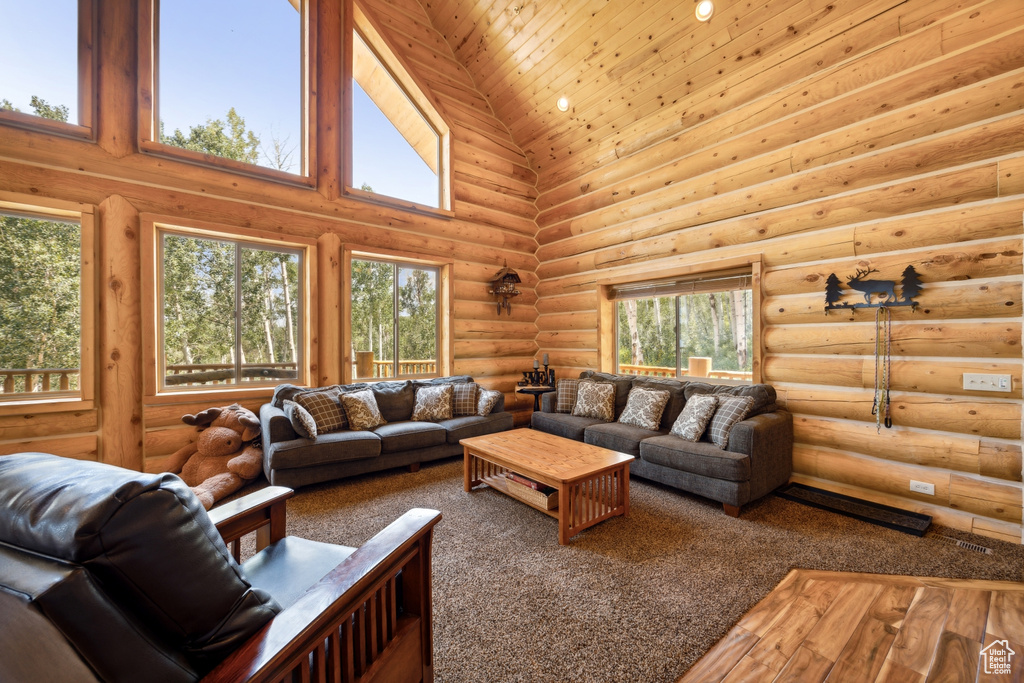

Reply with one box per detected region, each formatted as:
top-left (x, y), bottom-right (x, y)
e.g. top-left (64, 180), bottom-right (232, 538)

top-left (823, 265), bottom-right (924, 433)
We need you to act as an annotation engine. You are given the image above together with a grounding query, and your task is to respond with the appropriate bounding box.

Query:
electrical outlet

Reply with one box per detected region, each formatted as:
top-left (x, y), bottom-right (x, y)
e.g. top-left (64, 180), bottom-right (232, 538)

top-left (910, 480), bottom-right (935, 495)
top-left (963, 373), bottom-right (1013, 392)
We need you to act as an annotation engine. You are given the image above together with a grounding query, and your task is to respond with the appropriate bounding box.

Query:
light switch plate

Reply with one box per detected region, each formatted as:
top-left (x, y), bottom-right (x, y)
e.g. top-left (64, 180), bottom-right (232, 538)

top-left (963, 373), bottom-right (1013, 392)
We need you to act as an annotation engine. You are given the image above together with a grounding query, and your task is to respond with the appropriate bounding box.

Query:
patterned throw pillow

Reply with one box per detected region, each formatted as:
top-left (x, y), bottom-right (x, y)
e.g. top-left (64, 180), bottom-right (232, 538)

top-left (618, 387), bottom-right (671, 431)
top-left (670, 395), bottom-right (718, 442)
top-left (476, 388), bottom-right (502, 416)
top-left (707, 395), bottom-right (755, 449)
top-left (572, 381), bottom-right (615, 421)
top-left (294, 387), bottom-right (348, 433)
top-left (283, 399), bottom-right (318, 439)
top-left (411, 384), bottom-right (454, 421)
top-left (555, 379), bottom-right (581, 413)
top-left (452, 383), bottom-right (479, 416)
top-left (340, 389), bottom-right (387, 431)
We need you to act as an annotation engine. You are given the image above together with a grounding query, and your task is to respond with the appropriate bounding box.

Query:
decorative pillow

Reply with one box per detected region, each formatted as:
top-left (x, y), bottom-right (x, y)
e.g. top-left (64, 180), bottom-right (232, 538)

top-left (294, 387), bottom-right (348, 433)
top-left (283, 399), bottom-right (318, 439)
top-left (452, 383), bottom-right (479, 416)
top-left (476, 388), bottom-right (502, 416)
top-left (670, 394), bottom-right (718, 442)
top-left (617, 387), bottom-right (671, 431)
top-left (340, 389), bottom-right (387, 431)
top-left (411, 384), bottom-right (454, 421)
top-left (707, 395), bottom-right (755, 449)
top-left (572, 381), bottom-right (615, 421)
top-left (555, 379), bottom-right (581, 413)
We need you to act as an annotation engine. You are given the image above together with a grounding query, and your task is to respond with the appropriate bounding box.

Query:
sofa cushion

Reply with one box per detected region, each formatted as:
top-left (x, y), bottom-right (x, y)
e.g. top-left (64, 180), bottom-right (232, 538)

top-left (477, 388), bottom-right (502, 416)
top-left (530, 412), bottom-right (605, 441)
top-left (684, 382), bottom-right (777, 417)
top-left (341, 389), bottom-right (387, 431)
top-left (640, 435), bottom-right (751, 482)
top-left (411, 384), bottom-right (454, 421)
top-left (555, 378), bottom-right (581, 413)
top-left (670, 394), bottom-right (718, 441)
top-left (572, 381), bottom-right (615, 421)
top-left (707, 395), bottom-right (755, 449)
top-left (267, 430), bottom-right (382, 469)
top-left (580, 371), bottom-right (635, 418)
top-left (371, 381), bottom-right (416, 423)
top-left (242, 537), bottom-right (355, 610)
top-left (584, 421), bottom-right (665, 456)
top-left (618, 386), bottom-right (671, 431)
top-left (452, 383), bottom-right (479, 416)
top-left (283, 400), bottom-right (318, 439)
top-left (439, 412), bottom-right (515, 444)
top-left (294, 387), bottom-right (348, 433)
top-left (373, 421), bottom-right (447, 453)
top-left (630, 378), bottom-right (687, 429)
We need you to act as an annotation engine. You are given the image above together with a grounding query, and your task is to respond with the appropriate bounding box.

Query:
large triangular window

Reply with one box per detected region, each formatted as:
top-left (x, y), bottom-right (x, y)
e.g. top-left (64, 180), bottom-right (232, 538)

top-left (347, 8), bottom-right (450, 211)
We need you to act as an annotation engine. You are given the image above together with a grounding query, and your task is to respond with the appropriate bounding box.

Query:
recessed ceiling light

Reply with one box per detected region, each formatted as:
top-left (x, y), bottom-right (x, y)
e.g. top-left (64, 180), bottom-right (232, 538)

top-left (695, 0), bottom-right (714, 21)
top-left (556, 96), bottom-right (570, 112)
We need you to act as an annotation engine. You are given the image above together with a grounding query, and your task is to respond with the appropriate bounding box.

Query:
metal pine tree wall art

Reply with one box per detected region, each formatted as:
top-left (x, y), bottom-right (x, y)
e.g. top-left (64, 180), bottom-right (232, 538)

top-left (824, 265), bottom-right (922, 313)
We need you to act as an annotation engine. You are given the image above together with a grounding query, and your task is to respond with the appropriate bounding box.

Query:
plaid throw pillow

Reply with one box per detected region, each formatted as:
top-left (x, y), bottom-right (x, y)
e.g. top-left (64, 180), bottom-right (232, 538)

top-left (707, 395), bottom-right (754, 449)
top-left (670, 394), bottom-right (718, 442)
top-left (452, 383), bottom-right (479, 416)
top-left (617, 387), bottom-right (670, 431)
top-left (340, 389), bottom-right (387, 431)
top-left (476, 388), bottom-right (502, 416)
top-left (572, 381), bottom-right (614, 421)
top-left (555, 379), bottom-right (581, 413)
top-left (411, 384), bottom-right (454, 421)
top-left (294, 387), bottom-right (348, 433)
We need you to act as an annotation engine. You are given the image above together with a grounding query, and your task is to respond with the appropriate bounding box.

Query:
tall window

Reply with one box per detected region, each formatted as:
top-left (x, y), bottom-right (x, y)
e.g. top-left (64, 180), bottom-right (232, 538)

top-left (350, 258), bottom-right (438, 380)
top-left (159, 231), bottom-right (302, 390)
top-left (0, 0), bottom-right (93, 134)
top-left (351, 30), bottom-right (442, 208)
top-left (0, 210), bottom-right (83, 400)
top-left (613, 271), bottom-right (754, 382)
top-left (144, 0), bottom-right (307, 175)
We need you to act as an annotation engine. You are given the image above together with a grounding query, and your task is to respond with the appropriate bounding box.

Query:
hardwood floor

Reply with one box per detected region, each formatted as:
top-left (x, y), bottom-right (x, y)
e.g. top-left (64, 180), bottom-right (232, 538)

top-left (679, 569), bottom-right (1024, 683)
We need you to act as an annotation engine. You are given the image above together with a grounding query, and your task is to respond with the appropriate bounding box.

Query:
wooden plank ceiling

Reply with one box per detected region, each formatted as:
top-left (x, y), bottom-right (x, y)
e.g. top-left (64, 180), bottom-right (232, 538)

top-left (421, 0), bottom-right (815, 175)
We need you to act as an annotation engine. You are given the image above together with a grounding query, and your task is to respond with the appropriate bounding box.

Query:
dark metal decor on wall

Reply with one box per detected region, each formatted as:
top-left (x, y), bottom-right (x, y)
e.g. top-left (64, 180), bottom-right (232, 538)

top-left (824, 265), bottom-right (922, 313)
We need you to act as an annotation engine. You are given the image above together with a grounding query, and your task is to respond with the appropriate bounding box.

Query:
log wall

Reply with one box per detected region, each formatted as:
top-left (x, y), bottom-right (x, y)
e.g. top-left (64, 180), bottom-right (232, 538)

top-left (0, 0), bottom-right (540, 472)
top-left (527, 0), bottom-right (1024, 543)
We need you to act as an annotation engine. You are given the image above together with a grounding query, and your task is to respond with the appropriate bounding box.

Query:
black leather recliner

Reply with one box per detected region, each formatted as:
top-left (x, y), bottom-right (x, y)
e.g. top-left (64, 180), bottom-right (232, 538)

top-left (0, 452), bottom-right (440, 682)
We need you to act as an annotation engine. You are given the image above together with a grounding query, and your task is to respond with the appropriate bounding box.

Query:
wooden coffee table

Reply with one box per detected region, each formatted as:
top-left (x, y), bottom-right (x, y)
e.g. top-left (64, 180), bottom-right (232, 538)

top-left (461, 430), bottom-right (634, 545)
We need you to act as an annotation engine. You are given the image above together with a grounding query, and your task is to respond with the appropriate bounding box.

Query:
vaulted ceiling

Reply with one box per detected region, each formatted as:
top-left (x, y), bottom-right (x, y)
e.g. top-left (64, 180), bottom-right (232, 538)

top-left (421, 0), bottom-right (821, 180)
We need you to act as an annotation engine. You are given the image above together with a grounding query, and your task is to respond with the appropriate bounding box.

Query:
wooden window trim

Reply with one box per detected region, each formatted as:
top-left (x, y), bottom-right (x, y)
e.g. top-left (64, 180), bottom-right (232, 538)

top-left (342, 245), bottom-right (452, 384)
top-left (0, 193), bottom-right (96, 416)
top-left (137, 0), bottom-right (317, 187)
top-left (0, 0), bottom-right (95, 140)
top-left (342, 1), bottom-right (454, 216)
top-left (141, 214), bottom-right (318, 404)
top-left (597, 255), bottom-right (764, 384)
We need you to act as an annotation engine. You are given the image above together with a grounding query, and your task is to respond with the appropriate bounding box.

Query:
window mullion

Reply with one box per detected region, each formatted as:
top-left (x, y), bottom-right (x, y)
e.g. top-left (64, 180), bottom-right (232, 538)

top-left (234, 243), bottom-right (243, 386)
top-left (392, 263), bottom-right (400, 378)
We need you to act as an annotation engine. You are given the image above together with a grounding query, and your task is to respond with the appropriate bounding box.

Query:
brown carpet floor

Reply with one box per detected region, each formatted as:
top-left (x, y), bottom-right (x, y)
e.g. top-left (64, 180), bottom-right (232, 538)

top-left (264, 459), bottom-right (1024, 683)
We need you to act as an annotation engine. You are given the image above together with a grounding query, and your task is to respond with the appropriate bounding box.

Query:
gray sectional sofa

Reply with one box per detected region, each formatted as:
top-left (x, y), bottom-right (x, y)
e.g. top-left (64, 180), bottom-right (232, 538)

top-left (260, 376), bottom-right (513, 488)
top-left (531, 371), bottom-right (793, 516)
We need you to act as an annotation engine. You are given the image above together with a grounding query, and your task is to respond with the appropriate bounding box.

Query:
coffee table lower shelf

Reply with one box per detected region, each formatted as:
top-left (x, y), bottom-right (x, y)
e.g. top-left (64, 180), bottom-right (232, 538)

top-left (463, 443), bottom-right (631, 545)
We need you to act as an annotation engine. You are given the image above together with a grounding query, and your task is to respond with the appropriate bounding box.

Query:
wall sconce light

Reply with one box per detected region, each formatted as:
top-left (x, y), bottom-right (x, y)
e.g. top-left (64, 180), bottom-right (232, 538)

top-left (556, 96), bottom-right (570, 112)
top-left (489, 261), bottom-right (522, 316)
top-left (695, 0), bottom-right (714, 21)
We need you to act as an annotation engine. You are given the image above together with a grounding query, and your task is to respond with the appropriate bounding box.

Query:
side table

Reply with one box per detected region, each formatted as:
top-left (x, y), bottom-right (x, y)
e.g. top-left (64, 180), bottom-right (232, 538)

top-left (516, 386), bottom-right (555, 412)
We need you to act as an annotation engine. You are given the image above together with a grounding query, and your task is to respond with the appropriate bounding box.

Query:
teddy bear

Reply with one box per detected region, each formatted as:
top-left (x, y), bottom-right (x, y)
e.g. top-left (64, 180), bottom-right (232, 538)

top-left (165, 403), bottom-right (264, 510)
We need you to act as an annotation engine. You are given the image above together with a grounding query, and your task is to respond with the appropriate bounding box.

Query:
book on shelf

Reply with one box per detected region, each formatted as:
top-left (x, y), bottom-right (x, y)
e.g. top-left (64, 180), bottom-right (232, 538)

top-left (506, 472), bottom-right (555, 494)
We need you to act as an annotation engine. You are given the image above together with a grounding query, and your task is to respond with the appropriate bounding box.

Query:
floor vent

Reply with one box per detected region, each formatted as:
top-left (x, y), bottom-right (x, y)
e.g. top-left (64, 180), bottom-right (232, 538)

top-left (933, 534), bottom-right (993, 555)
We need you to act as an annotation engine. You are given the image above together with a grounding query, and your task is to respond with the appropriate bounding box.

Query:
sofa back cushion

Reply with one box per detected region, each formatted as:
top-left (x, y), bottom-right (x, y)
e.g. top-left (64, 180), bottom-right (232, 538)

top-left (0, 453), bottom-right (279, 677)
top-left (370, 381), bottom-right (415, 422)
top-left (684, 382), bottom-right (777, 417)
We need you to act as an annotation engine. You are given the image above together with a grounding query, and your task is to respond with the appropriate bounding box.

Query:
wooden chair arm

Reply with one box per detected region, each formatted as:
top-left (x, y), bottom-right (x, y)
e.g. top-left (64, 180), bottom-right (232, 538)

top-left (209, 486), bottom-right (293, 562)
top-left (203, 507), bottom-right (442, 683)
